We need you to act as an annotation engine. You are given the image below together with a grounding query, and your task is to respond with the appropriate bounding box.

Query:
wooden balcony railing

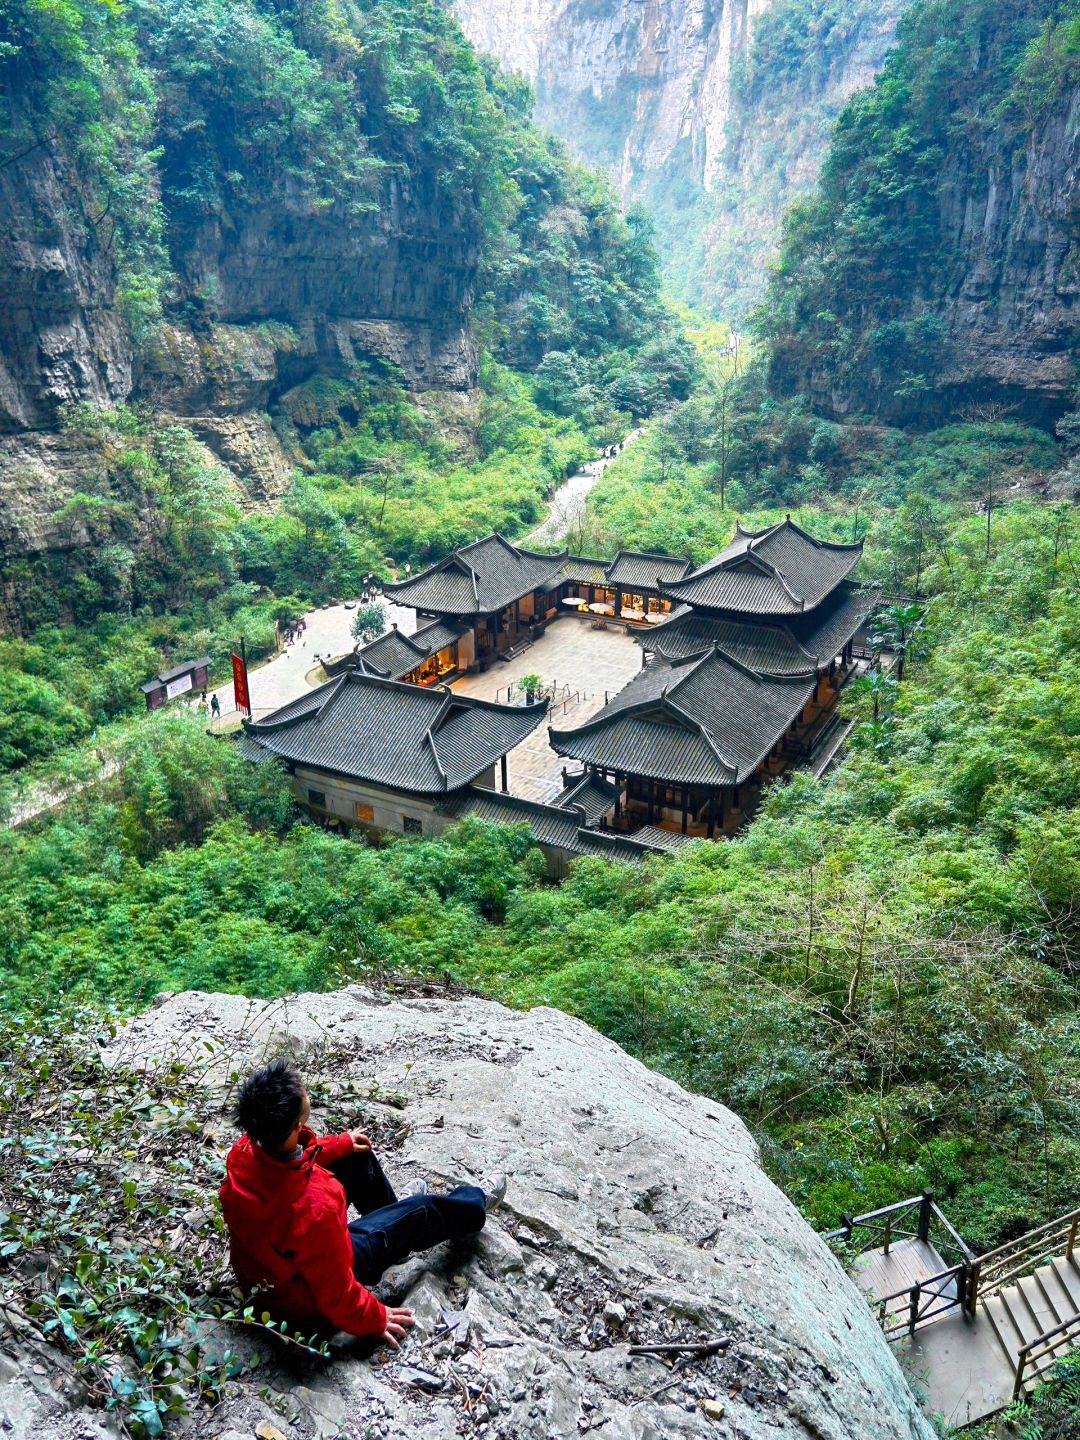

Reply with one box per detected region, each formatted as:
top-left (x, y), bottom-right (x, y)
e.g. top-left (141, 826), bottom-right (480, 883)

top-left (826, 1192), bottom-right (975, 1269)
top-left (878, 1265), bottom-right (967, 1342)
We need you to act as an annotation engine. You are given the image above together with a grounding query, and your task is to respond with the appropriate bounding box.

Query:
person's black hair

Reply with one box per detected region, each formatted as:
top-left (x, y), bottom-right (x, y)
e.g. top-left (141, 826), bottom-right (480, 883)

top-left (232, 1059), bottom-right (306, 1148)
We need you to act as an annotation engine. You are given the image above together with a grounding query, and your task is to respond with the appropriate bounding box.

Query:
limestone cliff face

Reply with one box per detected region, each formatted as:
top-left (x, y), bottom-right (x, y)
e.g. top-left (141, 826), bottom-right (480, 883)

top-left (0, 88), bottom-right (479, 597)
top-left (768, 51), bottom-right (1080, 428)
top-left (447, 0), bottom-right (906, 315)
top-left (0, 107), bottom-right (133, 436)
top-left (10, 985), bottom-right (938, 1440)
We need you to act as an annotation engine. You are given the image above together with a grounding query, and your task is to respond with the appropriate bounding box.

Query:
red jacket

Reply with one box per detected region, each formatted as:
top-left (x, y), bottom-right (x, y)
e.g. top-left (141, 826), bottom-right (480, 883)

top-left (219, 1126), bottom-right (387, 1339)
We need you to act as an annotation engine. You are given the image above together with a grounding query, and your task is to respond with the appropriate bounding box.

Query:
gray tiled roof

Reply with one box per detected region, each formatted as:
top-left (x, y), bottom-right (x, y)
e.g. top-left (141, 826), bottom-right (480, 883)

top-left (356, 619), bottom-right (468, 681)
top-left (791, 582), bottom-right (879, 661)
top-left (629, 826), bottom-right (701, 854)
top-left (242, 673), bottom-right (545, 793)
top-left (642, 581), bottom-right (877, 672)
top-left (559, 554), bottom-right (610, 585)
top-left (553, 771), bottom-right (620, 823)
top-left (436, 787), bottom-right (674, 863)
top-left (604, 550), bottom-right (693, 587)
top-left (355, 628), bottom-right (428, 680)
top-left (140, 656), bottom-right (211, 691)
top-left (641, 613), bottom-right (818, 674)
top-left (381, 535), bottom-right (568, 616)
top-left (661, 519), bottom-right (862, 615)
top-left (550, 647), bottom-right (815, 785)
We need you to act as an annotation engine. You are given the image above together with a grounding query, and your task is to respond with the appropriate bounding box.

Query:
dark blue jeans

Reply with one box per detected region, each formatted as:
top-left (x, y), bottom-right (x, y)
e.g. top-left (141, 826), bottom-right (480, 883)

top-left (327, 1150), bottom-right (486, 1285)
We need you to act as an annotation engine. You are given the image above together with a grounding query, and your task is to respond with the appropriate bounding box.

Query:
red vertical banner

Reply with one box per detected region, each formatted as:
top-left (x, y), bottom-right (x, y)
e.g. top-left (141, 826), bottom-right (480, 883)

top-left (231, 652), bottom-right (250, 715)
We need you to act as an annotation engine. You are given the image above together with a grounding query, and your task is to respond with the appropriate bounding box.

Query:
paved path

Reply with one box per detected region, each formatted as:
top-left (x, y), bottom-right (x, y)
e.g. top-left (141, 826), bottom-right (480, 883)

top-left (525, 428), bottom-right (645, 548)
top-left (450, 617), bottom-right (641, 802)
top-left (208, 599), bottom-right (416, 724)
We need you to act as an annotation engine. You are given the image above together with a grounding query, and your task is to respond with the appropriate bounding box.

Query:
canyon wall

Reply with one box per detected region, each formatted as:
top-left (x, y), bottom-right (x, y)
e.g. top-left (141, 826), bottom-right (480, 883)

top-left (0, 68), bottom-right (479, 602)
top-left (448, 0), bottom-right (907, 316)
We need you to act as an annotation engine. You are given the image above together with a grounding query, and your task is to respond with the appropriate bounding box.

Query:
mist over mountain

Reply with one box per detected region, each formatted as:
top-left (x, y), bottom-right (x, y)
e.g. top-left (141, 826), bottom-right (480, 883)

top-left (447, 0), bottom-right (909, 316)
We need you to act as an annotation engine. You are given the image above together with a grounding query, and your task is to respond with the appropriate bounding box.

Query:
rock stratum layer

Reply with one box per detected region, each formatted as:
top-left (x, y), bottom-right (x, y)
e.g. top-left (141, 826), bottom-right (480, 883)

top-left (4, 986), bottom-right (936, 1440)
top-left (0, 47), bottom-right (478, 610)
top-left (763, 5), bottom-right (1080, 429)
top-left (447, 0), bottom-right (907, 315)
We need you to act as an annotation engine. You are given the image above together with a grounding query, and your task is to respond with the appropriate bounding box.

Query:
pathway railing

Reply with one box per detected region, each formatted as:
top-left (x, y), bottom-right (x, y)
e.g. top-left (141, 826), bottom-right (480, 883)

top-left (826, 1192), bottom-right (976, 1339)
top-left (827, 1192), bottom-right (973, 1266)
top-left (878, 1264), bottom-right (967, 1342)
top-left (967, 1207), bottom-right (1080, 1312)
top-left (1014, 1310), bottom-right (1080, 1399)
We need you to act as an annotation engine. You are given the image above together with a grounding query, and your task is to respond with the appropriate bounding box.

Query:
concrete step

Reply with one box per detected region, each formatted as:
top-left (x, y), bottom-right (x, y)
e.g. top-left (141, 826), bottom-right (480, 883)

top-left (983, 1293), bottom-right (1025, 1366)
top-left (1053, 1254), bottom-right (1080, 1313)
top-left (1033, 1267), bottom-right (1068, 1329)
top-left (1017, 1275), bottom-right (1062, 1341)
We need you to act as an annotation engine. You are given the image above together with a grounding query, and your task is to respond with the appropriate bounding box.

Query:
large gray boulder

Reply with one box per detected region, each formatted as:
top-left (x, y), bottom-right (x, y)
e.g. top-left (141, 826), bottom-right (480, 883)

top-left (6, 987), bottom-right (934, 1439)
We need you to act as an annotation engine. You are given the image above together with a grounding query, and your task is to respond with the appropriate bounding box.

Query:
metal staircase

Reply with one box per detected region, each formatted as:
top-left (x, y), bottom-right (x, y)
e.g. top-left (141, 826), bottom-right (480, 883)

top-left (828, 1195), bottom-right (1080, 1427)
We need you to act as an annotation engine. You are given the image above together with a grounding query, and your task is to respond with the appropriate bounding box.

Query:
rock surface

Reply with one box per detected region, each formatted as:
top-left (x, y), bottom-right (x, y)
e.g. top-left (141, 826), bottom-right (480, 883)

top-left (447, 0), bottom-right (906, 315)
top-left (0, 70), bottom-right (480, 622)
top-left (12, 984), bottom-right (940, 1440)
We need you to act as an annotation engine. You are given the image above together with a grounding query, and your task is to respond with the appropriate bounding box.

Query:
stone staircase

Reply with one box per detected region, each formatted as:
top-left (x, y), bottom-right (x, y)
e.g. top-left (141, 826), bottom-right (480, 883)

top-left (830, 1196), bottom-right (1080, 1429)
top-left (982, 1253), bottom-right (1080, 1380)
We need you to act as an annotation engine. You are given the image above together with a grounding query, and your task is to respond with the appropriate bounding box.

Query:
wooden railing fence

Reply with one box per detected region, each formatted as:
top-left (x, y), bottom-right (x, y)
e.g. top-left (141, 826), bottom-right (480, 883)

top-left (967, 1207), bottom-right (1080, 1313)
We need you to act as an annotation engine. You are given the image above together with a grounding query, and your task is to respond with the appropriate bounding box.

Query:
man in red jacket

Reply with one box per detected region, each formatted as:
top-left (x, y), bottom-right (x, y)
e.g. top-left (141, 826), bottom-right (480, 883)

top-left (219, 1060), bottom-right (503, 1347)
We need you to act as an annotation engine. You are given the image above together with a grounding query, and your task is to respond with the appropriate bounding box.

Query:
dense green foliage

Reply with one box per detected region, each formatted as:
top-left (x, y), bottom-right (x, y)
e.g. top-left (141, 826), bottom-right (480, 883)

top-left (577, 358), bottom-right (1060, 568)
top-left (6, 498), bottom-right (1079, 1253)
top-left (1, 0), bottom-right (694, 768)
top-left (736, 0), bottom-right (892, 105)
top-left (760, 0), bottom-right (1079, 417)
top-left (996, 1352), bottom-right (1080, 1440)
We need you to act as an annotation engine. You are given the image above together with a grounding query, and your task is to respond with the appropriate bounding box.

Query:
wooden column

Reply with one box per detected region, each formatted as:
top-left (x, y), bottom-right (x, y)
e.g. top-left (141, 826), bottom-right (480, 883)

top-left (500, 754), bottom-right (509, 793)
top-left (648, 777), bottom-right (656, 824)
top-left (614, 775), bottom-right (622, 821)
top-left (681, 785), bottom-right (690, 835)
top-left (614, 586), bottom-right (623, 620)
top-left (706, 794), bottom-right (716, 840)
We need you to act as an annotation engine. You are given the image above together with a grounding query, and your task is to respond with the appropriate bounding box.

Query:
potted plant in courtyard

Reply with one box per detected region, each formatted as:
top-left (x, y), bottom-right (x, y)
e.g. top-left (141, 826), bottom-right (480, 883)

top-left (519, 673), bottom-right (544, 704)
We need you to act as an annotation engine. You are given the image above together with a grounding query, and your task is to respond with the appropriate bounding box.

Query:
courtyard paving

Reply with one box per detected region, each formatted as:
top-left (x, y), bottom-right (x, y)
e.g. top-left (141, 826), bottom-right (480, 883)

top-left (451, 615), bottom-right (643, 802)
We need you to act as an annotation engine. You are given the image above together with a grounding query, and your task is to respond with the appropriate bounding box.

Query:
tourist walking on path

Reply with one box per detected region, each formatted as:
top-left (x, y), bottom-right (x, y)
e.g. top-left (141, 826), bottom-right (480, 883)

top-left (219, 1061), bottom-right (505, 1346)
top-left (210, 694), bottom-right (221, 720)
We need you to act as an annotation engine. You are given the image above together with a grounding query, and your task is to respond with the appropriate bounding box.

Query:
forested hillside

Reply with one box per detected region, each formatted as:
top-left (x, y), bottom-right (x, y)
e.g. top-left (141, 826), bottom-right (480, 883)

top-left (3, 3), bottom-right (1080, 1434)
top-left (0, 0), bottom-right (688, 628)
top-left (763, 0), bottom-right (1080, 426)
top-left (0, 0), bottom-right (692, 769)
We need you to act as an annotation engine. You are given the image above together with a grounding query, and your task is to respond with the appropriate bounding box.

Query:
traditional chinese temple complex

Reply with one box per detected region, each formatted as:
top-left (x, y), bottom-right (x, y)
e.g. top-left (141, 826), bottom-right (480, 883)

top-left (243, 520), bottom-right (876, 866)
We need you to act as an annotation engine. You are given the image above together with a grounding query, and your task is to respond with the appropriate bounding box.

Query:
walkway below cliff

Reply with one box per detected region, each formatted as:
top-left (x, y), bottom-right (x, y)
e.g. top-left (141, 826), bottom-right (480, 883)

top-left (525, 426), bottom-right (645, 547)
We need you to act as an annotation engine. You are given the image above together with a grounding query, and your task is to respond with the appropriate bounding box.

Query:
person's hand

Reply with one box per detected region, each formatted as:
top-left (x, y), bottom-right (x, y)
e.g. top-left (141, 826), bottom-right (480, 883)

top-left (350, 1129), bottom-right (373, 1153)
top-left (378, 1306), bottom-right (415, 1349)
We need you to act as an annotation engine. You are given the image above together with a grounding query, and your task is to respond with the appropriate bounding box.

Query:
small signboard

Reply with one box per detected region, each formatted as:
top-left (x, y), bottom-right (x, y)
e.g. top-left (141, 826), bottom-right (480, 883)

top-left (140, 656), bottom-right (211, 711)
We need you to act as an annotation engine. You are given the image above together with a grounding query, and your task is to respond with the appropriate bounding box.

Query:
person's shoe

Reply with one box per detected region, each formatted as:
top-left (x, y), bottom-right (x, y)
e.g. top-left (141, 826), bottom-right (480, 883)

top-left (480, 1172), bottom-right (506, 1212)
top-left (404, 1177), bottom-right (429, 1198)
